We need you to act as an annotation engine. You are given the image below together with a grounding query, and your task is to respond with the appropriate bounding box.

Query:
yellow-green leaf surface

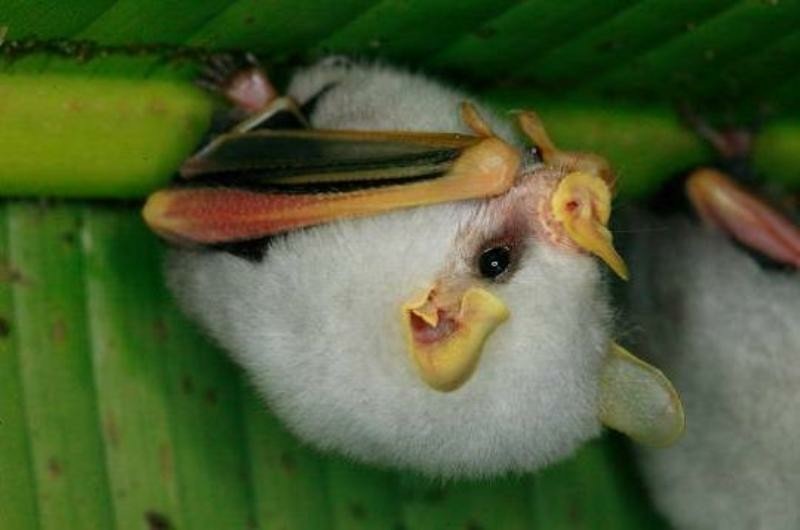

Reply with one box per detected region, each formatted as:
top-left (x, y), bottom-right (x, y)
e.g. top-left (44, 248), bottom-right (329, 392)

top-left (1, 2), bottom-right (798, 529)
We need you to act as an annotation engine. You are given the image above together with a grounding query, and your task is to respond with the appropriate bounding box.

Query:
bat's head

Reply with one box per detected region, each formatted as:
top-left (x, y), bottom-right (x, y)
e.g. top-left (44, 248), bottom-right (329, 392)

top-left (157, 107), bottom-right (681, 477)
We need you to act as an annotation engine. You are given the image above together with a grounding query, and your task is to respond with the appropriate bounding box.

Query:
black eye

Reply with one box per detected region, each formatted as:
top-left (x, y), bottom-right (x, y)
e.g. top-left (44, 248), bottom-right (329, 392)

top-left (525, 145), bottom-right (542, 165)
top-left (478, 246), bottom-right (512, 279)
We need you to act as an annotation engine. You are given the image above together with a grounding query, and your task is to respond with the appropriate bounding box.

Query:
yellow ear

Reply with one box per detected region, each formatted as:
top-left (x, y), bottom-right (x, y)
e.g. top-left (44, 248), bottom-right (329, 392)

top-left (515, 110), bottom-right (558, 161)
top-left (459, 101), bottom-right (495, 138)
top-left (516, 110), bottom-right (617, 186)
top-left (599, 342), bottom-right (685, 448)
top-left (551, 171), bottom-right (628, 280)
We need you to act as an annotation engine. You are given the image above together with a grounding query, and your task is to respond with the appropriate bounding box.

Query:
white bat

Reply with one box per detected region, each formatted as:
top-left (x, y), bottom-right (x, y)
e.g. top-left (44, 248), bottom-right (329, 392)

top-left (629, 121), bottom-right (800, 528)
top-left (143, 56), bottom-right (682, 478)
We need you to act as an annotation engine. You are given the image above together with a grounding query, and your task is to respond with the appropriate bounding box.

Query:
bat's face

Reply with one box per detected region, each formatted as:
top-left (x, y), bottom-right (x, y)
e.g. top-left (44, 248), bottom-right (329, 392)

top-left (167, 166), bottom-right (614, 477)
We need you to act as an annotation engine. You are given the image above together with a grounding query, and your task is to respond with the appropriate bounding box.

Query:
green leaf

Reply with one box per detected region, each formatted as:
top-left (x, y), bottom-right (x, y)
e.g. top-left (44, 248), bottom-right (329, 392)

top-left (8, 201), bottom-right (113, 530)
top-left (0, 203), bottom-right (39, 530)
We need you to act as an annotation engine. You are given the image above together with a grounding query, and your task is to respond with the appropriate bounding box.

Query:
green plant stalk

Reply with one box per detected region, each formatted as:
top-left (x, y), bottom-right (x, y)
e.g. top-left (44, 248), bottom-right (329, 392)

top-left (0, 74), bottom-right (212, 198)
top-left (490, 90), bottom-right (800, 195)
top-left (2, 74), bottom-right (797, 200)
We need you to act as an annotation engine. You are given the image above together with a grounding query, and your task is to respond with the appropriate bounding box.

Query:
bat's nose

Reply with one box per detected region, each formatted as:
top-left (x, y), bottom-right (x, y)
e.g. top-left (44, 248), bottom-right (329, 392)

top-left (401, 285), bottom-right (509, 392)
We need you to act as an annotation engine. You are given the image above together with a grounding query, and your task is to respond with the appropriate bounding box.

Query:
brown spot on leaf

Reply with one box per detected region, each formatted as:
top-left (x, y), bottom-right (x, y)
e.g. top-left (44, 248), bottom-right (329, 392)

top-left (279, 452), bottom-right (296, 474)
top-left (61, 231), bottom-right (77, 246)
top-left (204, 388), bottom-right (218, 406)
top-left (568, 499), bottom-right (583, 524)
top-left (153, 318), bottom-right (168, 341)
top-left (47, 457), bottom-right (62, 478)
top-left (159, 443), bottom-right (174, 483)
top-left (183, 113), bottom-right (202, 132)
top-left (64, 99), bottom-right (85, 112)
top-left (105, 413), bottom-right (120, 448)
top-left (0, 262), bottom-right (28, 284)
top-left (0, 317), bottom-right (10, 337)
top-left (52, 319), bottom-right (67, 344)
top-left (147, 98), bottom-right (168, 116)
top-left (145, 511), bottom-right (172, 530)
top-left (348, 502), bottom-right (366, 520)
top-left (465, 521), bottom-right (484, 530)
top-left (244, 15), bottom-right (256, 25)
top-left (181, 375), bottom-right (194, 395)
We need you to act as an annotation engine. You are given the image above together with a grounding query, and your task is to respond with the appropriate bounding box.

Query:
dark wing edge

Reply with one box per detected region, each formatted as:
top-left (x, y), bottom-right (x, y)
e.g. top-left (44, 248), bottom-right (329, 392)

top-left (179, 129), bottom-right (482, 191)
top-left (144, 133), bottom-right (520, 246)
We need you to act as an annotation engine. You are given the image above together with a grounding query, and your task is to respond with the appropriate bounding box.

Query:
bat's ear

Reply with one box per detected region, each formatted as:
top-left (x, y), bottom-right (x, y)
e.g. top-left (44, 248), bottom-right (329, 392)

top-left (551, 171), bottom-right (629, 279)
top-left (599, 342), bottom-right (685, 447)
top-left (460, 101), bottom-right (495, 137)
top-left (516, 110), bottom-right (558, 161)
top-left (686, 168), bottom-right (800, 268)
top-left (516, 110), bottom-right (616, 186)
top-left (515, 109), bottom-right (627, 278)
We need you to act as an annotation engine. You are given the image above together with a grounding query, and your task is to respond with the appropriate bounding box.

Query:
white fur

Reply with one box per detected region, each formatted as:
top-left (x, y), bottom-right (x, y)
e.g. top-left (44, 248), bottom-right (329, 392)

top-left (287, 57), bottom-right (519, 143)
top-left (629, 216), bottom-right (800, 529)
top-left (168, 59), bottom-right (612, 477)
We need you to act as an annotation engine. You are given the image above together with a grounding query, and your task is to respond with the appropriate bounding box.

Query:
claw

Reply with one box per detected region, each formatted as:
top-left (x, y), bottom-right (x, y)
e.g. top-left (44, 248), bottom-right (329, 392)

top-left (196, 52), bottom-right (277, 115)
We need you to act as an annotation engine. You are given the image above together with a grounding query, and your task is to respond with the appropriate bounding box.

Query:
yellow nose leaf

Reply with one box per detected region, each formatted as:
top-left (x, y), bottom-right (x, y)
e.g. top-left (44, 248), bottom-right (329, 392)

top-left (402, 287), bottom-right (509, 392)
top-left (404, 287), bottom-right (439, 327)
top-left (551, 171), bottom-right (629, 280)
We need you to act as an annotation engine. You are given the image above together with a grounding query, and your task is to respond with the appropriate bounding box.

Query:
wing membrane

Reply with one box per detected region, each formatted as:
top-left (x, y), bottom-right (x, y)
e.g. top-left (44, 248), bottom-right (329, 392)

top-left (180, 129), bottom-right (482, 190)
top-left (145, 135), bottom-right (520, 245)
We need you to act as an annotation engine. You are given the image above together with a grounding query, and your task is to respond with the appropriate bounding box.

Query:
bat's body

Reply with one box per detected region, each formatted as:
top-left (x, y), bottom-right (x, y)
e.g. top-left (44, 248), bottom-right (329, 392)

top-left (630, 217), bottom-right (800, 530)
top-left (629, 123), bottom-right (800, 528)
top-left (155, 58), bottom-right (682, 477)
